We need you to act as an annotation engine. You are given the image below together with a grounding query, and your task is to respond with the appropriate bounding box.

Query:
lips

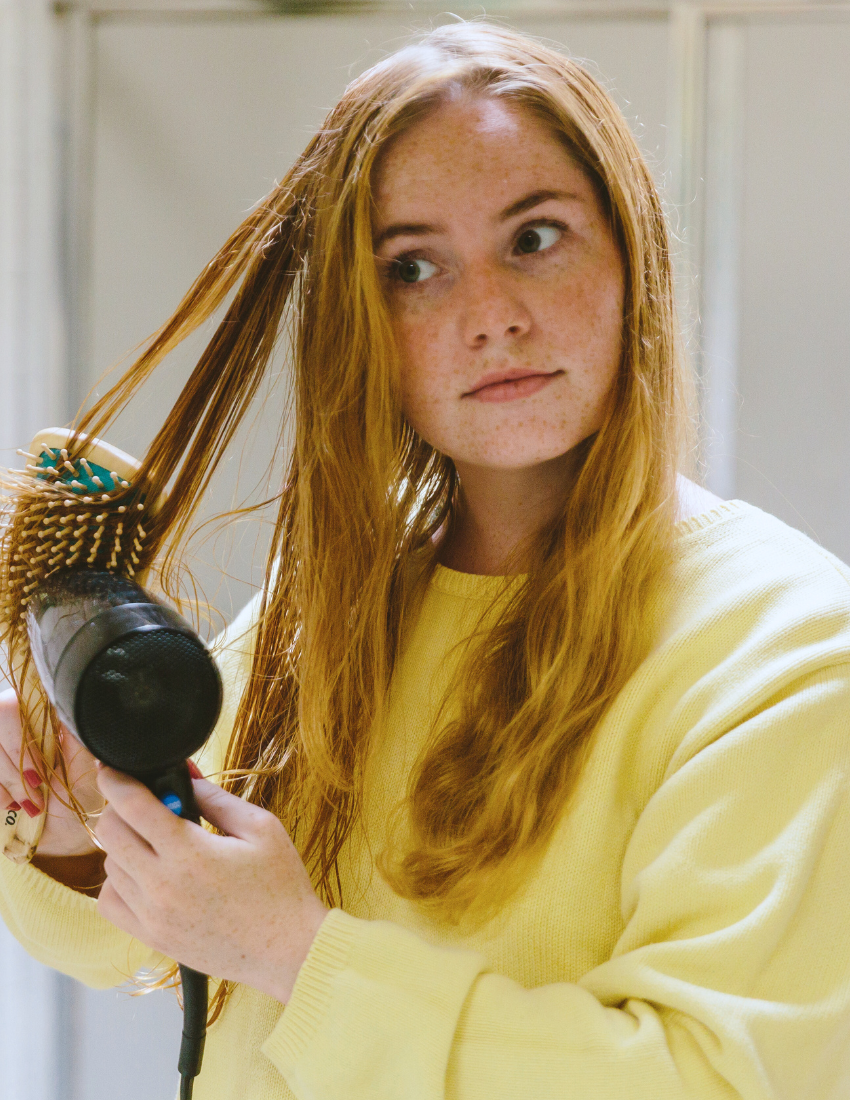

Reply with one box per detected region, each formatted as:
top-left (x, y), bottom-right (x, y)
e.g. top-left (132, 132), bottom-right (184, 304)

top-left (464, 368), bottom-right (562, 398)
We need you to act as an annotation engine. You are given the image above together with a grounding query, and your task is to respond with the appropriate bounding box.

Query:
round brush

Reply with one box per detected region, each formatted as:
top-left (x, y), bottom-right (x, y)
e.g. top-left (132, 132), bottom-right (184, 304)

top-left (0, 427), bottom-right (161, 862)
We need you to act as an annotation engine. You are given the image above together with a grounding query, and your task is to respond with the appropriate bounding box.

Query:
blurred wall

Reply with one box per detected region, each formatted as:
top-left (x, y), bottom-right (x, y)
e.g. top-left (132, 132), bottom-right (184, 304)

top-left (0, 3), bottom-right (71, 1099)
top-left (702, 14), bottom-right (850, 555)
top-left (734, 19), bottom-right (850, 554)
top-left (2, 3), bottom-right (849, 1099)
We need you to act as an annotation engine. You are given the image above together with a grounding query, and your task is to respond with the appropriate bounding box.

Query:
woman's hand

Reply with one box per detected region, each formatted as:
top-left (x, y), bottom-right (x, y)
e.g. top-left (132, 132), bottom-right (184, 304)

top-left (94, 766), bottom-right (330, 1006)
top-left (0, 687), bottom-right (103, 856)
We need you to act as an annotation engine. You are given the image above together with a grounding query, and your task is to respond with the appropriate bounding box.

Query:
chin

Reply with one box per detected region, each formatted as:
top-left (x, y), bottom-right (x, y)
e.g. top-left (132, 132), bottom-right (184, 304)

top-left (454, 445), bottom-right (579, 471)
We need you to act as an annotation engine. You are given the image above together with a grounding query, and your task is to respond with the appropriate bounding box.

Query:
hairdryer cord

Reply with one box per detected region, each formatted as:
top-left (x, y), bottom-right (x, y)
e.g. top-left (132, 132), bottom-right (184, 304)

top-left (178, 963), bottom-right (208, 1099)
top-left (153, 765), bottom-right (209, 1100)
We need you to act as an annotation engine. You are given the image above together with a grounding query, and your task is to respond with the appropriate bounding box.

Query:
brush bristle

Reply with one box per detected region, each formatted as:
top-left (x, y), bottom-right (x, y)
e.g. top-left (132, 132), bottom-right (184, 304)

top-left (0, 447), bottom-right (154, 640)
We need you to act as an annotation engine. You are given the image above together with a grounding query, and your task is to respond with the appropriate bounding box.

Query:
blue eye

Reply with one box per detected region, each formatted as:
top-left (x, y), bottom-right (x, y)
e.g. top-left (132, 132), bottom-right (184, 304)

top-left (516, 225), bottom-right (562, 255)
top-left (394, 257), bottom-right (438, 284)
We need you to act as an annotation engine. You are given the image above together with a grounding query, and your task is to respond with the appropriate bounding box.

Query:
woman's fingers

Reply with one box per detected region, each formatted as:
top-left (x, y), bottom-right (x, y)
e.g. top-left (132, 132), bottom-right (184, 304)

top-left (102, 855), bottom-right (146, 913)
top-left (95, 801), bottom-right (156, 872)
top-left (0, 782), bottom-right (21, 814)
top-left (0, 736), bottom-right (44, 816)
top-left (0, 689), bottom-right (45, 812)
top-left (56, 730), bottom-right (102, 807)
top-left (20, 764), bottom-right (45, 810)
top-left (0, 688), bottom-right (107, 856)
top-left (97, 878), bottom-right (145, 941)
top-left (95, 767), bottom-right (187, 854)
top-left (191, 777), bottom-right (272, 841)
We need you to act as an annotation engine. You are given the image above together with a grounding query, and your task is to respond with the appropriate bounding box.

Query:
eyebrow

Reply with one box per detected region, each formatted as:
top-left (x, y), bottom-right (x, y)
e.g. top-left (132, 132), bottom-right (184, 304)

top-left (373, 189), bottom-right (582, 250)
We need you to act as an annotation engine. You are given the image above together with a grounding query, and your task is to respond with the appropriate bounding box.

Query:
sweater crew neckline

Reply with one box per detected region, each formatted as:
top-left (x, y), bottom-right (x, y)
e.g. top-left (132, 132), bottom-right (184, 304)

top-left (430, 499), bottom-right (747, 597)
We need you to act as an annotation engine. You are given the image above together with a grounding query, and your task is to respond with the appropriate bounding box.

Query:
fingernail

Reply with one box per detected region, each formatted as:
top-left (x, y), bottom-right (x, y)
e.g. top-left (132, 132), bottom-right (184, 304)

top-left (186, 759), bottom-right (203, 780)
top-left (23, 770), bottom-right (42, 788)
top-left (6, 801), bottom-right (20, 812)
top-left (21, 800), bottom-right (41, 818)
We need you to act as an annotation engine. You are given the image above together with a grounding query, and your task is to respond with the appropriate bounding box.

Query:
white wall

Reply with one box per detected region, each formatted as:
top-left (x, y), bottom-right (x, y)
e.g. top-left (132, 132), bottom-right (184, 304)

top-left (0, 0), bottom-right (66, 457)
top-left (0, 3), bottom-right (67, 1098)
top-left (735, 17), bottom-right (850, 561)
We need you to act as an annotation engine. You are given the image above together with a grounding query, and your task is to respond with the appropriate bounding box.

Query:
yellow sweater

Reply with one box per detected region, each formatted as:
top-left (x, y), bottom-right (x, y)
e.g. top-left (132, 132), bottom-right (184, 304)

top-left (2, 499), bottom-right (850, 1099)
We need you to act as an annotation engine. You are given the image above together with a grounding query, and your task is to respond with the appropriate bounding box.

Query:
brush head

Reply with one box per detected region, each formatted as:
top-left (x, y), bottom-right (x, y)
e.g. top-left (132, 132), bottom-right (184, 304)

top-left (1, 428), bottom-right (162, 629)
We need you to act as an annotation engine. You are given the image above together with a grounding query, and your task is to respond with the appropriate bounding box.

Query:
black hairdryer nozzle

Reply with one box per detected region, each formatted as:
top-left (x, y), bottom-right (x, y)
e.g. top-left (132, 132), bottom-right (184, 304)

top-left (25, 570), bottom-right (222, 776)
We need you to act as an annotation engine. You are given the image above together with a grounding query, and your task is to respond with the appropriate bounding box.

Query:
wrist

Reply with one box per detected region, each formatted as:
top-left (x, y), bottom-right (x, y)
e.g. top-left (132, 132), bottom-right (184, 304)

top-left (37, 808), bottom-right (102, 858)
top-left (274, 900), bottom-right (330, 1006)
top-left (35, 833), bottom-right (101, 858)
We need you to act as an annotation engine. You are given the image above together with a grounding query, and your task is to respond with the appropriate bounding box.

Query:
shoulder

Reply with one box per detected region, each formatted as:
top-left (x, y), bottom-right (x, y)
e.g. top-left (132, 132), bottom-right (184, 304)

top-left (626, 498), bottom-right (850, 787)
top-left (211, 588), bottom-right (265, 668)
top-left (667, 478), bottom-right (850, 636)
top-left (674, 475), bottom-right (725, 524)
top-left (652, 497), bottom-right (850, 713)
top-left (210, 587), bottom-right (266, 706)
top-left (670, 496), bottom-right (850, 615)
top-left (197, 589), bottom-right (265, 778)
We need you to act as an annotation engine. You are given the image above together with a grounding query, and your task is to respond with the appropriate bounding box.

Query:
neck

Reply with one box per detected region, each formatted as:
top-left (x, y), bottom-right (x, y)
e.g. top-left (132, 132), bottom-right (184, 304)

top-left (437, 449), bottom-right (582, 576)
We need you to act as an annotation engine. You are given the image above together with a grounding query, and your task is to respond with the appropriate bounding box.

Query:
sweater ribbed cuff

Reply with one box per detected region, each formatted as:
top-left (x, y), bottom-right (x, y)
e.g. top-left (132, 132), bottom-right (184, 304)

top-left (261, 907), bottom-right (360, 1071)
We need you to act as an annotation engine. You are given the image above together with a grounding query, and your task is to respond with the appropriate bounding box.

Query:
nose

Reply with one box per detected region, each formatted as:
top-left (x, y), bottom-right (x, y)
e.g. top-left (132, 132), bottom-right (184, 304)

top-left (459, 265), bottom-right (532, 348)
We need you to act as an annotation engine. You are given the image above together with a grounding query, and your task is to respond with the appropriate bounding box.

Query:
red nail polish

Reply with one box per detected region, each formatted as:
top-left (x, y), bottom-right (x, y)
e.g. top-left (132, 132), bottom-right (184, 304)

top-left (6, 801), bottom-right (20, 812)
top-left (21, 800), bottom-right (41, 818)
top-left (186, 759), bottom-right (203, 780)
top-left (23, 770), bottom-right (42, 788)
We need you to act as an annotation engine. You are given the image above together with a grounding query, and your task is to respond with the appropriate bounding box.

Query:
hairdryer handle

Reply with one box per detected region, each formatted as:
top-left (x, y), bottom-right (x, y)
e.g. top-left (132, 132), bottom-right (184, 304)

top-left (146, 762), bottom-right (201, 824)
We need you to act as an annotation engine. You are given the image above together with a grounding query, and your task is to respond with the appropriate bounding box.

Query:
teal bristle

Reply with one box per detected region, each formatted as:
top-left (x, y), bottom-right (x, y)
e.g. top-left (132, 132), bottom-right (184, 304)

top-left (31, 448), bottom-right (131, 495)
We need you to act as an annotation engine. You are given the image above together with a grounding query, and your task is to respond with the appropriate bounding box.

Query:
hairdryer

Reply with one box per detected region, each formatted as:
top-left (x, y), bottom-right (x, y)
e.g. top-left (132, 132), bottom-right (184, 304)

top-left (26, 569), bottom-right (222, 1099)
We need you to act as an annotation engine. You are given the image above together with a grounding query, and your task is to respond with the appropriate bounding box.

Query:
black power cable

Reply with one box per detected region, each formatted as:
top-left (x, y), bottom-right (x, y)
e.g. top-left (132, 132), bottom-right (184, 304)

top-left (178, 965), bottom-right (208, 1100)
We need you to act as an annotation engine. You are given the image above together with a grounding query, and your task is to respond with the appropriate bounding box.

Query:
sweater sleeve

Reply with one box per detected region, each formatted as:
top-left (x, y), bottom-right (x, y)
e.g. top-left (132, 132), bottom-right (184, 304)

top-left (0, 856), bottom-right (163, 987)
top-left (261, 661), bottom-right (850, 1100)
top-left (0, 590), bottom-right (264, 989)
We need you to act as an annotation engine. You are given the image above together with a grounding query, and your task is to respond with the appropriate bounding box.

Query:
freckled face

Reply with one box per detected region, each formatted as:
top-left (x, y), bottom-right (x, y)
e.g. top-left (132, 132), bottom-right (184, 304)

top-left (372, 96), bottom-right (625, 470)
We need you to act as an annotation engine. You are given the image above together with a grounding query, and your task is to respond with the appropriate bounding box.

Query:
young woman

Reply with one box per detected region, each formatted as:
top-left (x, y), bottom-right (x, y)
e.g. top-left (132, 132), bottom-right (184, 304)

top-left (2, 21), bottom-right (850, 1100)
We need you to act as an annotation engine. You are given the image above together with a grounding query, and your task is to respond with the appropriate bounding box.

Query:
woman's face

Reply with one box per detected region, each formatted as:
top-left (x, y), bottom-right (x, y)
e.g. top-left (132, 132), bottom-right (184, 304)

top-left (372, 95), bottom-right (625, 472)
